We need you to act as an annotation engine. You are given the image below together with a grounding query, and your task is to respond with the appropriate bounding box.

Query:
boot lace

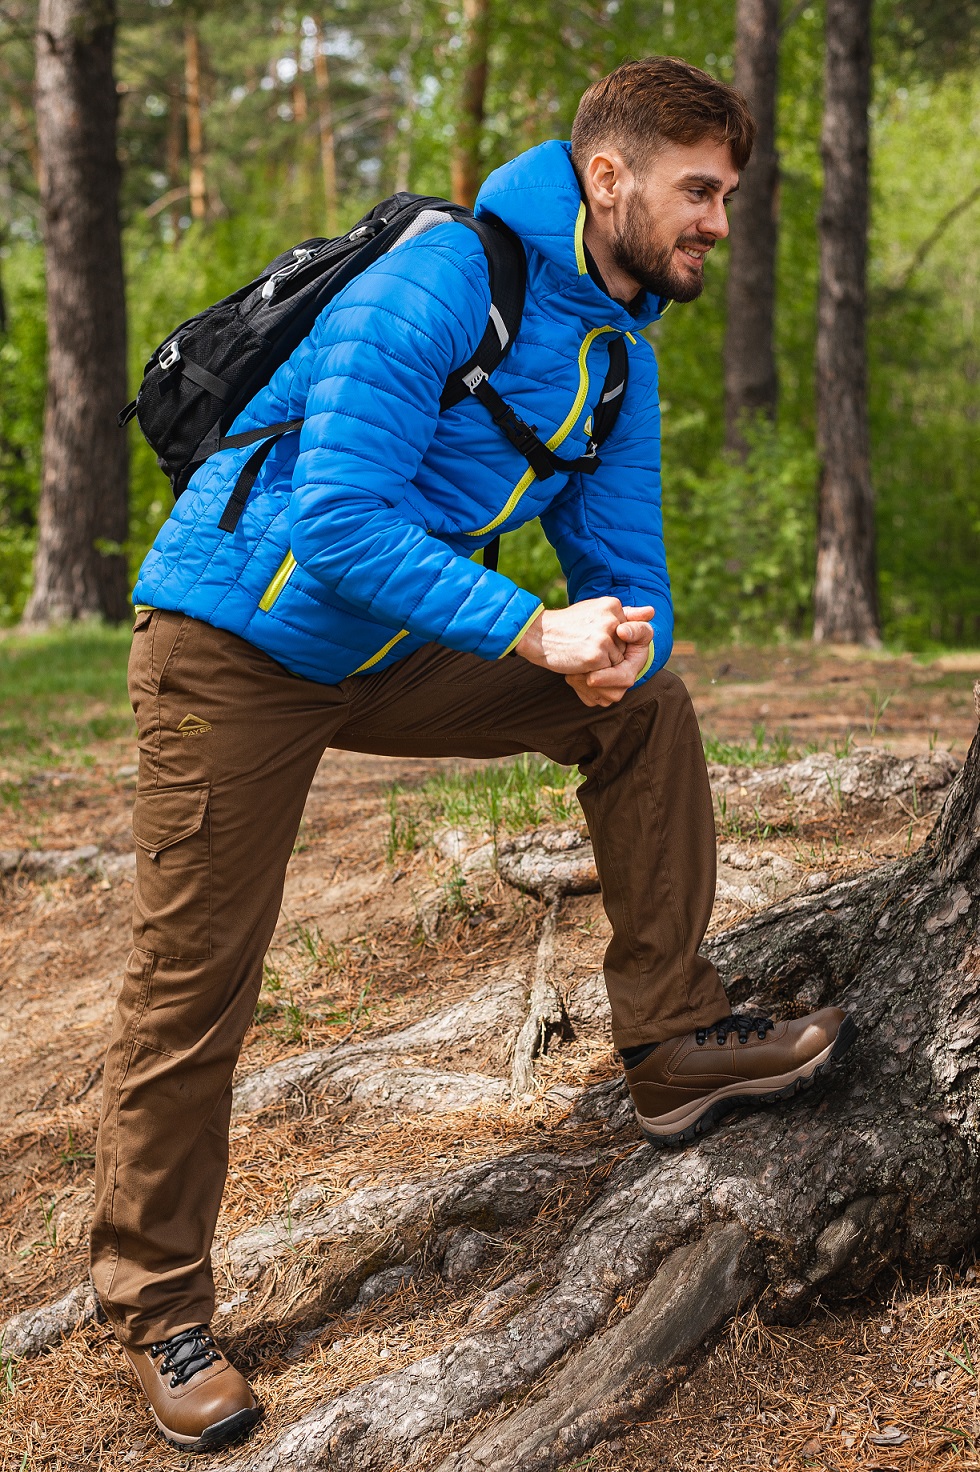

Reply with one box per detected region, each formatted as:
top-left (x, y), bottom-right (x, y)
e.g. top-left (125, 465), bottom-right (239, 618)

top-left (695, 1014), bottom-right (774, 1047)
top-left (149, 1325), bottom-right (221, 1388)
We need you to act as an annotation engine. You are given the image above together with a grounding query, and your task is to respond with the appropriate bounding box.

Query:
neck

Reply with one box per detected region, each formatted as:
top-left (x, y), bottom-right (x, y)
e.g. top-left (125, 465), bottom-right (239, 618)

top-left (581, 207), bottom-right (642, 302)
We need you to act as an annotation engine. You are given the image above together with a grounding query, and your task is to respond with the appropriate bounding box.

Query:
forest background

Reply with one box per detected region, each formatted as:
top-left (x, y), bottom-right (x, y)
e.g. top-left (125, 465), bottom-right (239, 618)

top-left (0, 0), bottom-right (977, 649)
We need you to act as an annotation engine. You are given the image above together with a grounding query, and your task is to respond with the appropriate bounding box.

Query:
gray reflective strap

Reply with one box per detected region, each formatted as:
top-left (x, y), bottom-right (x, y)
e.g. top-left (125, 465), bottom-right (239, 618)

top-left (488, 304), bottom-right (509, 349)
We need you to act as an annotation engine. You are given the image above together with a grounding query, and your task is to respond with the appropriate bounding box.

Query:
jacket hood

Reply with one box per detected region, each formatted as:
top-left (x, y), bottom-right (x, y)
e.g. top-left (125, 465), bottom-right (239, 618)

top-left (475, 139), bottom-right (668, 330)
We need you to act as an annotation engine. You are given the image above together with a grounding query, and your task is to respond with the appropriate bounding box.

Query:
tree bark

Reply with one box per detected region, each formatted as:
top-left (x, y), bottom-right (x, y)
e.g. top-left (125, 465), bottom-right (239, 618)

top-left (165, 77), bottom-right (184, 240)
top-left (723, 0), bottom-right (780, 453)
top-left (393, 16), bottom-right (422, 195)
top-left (812, 0), bottom-right (879, 646)
top-left (184, 20), bottom-right (206, 222)
top-left (311, 21), bottom-right (337, 238)
top-left (24, 0), bottom-right (129, 625)
top-left (450, 0), bottom-right (491, 209)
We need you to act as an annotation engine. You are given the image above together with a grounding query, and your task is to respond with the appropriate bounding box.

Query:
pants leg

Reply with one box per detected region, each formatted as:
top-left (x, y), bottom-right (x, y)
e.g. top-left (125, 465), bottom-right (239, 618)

top-left (93, 619), bottom-right (726, 1344)
top-left (91, 612), bottom-right (349, 1346)
top-left (332, 642), bottom-right (729, 1049)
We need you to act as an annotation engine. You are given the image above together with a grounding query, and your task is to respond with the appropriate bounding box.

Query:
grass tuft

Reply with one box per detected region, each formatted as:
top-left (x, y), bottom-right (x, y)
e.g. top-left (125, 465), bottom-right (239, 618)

top-left (0, 623), bottom-right (132, 776)
top-left (385, 753), bottom-right (582, 854)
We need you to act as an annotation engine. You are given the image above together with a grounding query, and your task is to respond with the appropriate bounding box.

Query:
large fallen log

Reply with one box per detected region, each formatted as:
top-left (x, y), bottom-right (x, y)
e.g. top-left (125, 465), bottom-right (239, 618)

top-left (230, 689), bottom-right (980, 1471)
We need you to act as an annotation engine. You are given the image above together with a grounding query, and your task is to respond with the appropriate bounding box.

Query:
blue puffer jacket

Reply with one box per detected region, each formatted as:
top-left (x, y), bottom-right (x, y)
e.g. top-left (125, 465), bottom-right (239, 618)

top-left (134, 140), bottom-right (674, 684)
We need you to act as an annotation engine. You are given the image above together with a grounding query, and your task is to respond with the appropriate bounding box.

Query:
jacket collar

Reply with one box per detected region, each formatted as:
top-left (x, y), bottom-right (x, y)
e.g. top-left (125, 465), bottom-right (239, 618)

top-left (475, 139), bottom-right (668, 330)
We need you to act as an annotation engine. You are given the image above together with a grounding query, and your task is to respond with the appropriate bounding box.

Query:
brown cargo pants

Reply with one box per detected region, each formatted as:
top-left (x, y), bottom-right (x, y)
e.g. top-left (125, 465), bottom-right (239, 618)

top-left (90, 609), bottom-right (728, 1346)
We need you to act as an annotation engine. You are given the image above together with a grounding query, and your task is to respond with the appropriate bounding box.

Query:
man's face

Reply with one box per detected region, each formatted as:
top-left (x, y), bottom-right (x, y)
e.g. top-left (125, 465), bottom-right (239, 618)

top-left (611, 137), bottom-right (739, 302)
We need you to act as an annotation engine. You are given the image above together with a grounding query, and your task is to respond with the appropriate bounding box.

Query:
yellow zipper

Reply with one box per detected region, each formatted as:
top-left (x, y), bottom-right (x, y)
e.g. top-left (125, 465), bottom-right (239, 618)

top-left (465, 324), bottom-right (616, 539)
top-left (258, 551), bottom-right (297, 611)
top-left (573, 202), bottom-right (587, 276)
top-left (352, 627), bottom-right (409, 673)
top-left (260, 548), bottom-right (408, 671)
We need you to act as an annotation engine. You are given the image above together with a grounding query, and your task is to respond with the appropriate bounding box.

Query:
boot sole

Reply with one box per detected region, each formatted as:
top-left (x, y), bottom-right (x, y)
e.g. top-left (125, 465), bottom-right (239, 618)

top-left (152, 1403), bottom-right (263, 1453)
top-left (637, 1012), bottom-right (858, 1148)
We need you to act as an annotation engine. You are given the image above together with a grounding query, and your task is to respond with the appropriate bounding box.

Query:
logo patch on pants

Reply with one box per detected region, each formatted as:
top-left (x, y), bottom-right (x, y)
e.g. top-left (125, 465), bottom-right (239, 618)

top-left (177, 713), bottom-right (213, 737)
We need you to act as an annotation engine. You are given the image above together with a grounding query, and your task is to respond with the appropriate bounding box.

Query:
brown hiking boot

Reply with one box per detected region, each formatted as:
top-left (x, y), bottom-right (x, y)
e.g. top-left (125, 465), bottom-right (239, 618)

top-left (122, 1325), bottom-right (262, 1452)
top-left (626, 1007), bottom-right (857, 1147)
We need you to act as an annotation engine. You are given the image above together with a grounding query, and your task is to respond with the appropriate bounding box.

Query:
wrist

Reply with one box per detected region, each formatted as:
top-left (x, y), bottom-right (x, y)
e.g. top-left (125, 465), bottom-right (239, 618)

top-left (514, 610), bottom-right (545, 664)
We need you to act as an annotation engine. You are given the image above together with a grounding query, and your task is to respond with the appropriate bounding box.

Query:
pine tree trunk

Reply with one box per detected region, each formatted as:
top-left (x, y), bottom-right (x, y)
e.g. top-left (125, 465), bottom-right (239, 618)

top-left (184, 21), bottom-right (206, 222)
top-left (812, 0), bottom-right (879, 646)
top-left (723, 0), bottom-right (780, 454)
top-left (23, 0), bottom-right (129, 626)
top-left (393, 16), bottom-right (422, 195)
top-left (165, 78), bottom-right (184, 240)
top-left (312, 22), bottom-right (338, 237)
top-left (450, 0), bottom-right (491, 209)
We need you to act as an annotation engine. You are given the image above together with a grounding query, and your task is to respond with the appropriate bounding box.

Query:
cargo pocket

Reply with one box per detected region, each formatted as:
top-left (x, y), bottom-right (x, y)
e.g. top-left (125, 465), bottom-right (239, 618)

top-left (132, 783), bottom-right (211, 959)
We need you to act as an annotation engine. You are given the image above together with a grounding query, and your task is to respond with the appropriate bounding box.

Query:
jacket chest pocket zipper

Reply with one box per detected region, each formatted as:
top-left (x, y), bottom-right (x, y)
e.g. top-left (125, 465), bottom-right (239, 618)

top-left (259, 551), bottom-right (297, 611)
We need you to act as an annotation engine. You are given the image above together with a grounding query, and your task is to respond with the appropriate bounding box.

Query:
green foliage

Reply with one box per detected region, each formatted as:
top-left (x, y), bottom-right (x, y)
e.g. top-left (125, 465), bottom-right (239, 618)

top-left (0, 245), bottom-right (45, 624)
top-left (664, 419), bottom-right (818, 645)
top-left (868, 72), bottom-right (980, 647)
top-left (497, 520), bottom-right (567, 609)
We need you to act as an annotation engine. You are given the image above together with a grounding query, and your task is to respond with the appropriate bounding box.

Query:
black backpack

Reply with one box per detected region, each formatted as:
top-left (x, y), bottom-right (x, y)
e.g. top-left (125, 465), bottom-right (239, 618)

top-left (120, 192), bottom-right (629, 566)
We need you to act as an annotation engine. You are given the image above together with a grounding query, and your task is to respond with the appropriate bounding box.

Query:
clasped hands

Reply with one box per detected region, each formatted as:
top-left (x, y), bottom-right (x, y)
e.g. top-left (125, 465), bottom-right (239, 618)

top-left (515, 597), bottom-right (654, 708)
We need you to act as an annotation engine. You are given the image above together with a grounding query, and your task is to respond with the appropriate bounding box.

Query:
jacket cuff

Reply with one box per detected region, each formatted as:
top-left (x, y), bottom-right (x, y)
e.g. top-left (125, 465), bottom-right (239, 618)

top-left (498, 602), bottom-right (544, 659)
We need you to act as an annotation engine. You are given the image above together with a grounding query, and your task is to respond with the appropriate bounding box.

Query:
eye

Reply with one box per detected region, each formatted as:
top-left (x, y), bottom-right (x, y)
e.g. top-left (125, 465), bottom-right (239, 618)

top-left (689, 188), bottom-right (707, 200)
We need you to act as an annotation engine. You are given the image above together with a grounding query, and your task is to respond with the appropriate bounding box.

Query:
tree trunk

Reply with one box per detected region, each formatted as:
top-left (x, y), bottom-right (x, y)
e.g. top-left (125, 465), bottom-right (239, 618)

top-left (23, 0), bottom-right (129, 625)
top-left (812, 0), bottom-right (879, 646)
top-left (311, 22), bottom-right (337, 238)
top-left (723, 0), bottom-right (780, 453)
top-left (450, 0), bottom-right (491, 209)
top-left (393, 16), bottom-right (422, 195)
top-left (165, 77), bottom-right (184, 240)
top-left (184, 20), bottom-right (206, 222)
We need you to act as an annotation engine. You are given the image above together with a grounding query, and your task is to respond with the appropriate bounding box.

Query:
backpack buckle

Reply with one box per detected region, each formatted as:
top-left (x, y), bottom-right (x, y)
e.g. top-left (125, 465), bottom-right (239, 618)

top-left (158, 339), bottom-right (181, 372)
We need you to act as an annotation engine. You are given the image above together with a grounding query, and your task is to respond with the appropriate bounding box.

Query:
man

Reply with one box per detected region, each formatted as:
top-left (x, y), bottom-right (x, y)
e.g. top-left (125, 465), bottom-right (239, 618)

top-left (91, 55), bottom-right (855, 1451)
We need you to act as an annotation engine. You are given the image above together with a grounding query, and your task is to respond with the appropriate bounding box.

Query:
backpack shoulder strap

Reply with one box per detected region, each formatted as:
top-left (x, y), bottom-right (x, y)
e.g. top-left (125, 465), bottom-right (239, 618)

top-left (439, 213), bottom-right (527, 412)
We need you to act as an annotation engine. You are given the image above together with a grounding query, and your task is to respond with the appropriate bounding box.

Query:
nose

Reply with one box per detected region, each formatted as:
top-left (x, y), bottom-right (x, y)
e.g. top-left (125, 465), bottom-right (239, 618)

top-left (701, 194), bottom-right (730, 240)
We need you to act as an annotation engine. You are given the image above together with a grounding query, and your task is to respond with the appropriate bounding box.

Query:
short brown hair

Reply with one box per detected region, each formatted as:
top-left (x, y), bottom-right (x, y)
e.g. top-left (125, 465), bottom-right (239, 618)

top-left (571, 57), bottom-right (755, 176)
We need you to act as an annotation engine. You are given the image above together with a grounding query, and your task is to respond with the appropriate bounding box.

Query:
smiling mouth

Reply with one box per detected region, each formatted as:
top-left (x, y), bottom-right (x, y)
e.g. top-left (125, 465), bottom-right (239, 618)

top-left (676, 244), bottom-right (710, 267)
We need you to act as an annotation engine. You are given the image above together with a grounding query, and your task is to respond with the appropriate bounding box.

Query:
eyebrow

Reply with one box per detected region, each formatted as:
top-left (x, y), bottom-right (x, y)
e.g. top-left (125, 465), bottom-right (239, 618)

top-left (677, 172), bottom-right (739, 194)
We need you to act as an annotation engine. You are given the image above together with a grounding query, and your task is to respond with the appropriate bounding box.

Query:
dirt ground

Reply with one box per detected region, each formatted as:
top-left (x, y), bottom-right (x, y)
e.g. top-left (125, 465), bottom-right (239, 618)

top-left (2, 642), bottom-right (980, 1471)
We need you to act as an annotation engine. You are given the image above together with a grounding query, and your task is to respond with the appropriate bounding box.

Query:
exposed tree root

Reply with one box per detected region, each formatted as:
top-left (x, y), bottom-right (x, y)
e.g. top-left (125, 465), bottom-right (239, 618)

top-left (509, 899), bottom-right (566, 1098)
top-left (232, 972), bottom-right (528, 1116)
top-left (496, 828), bottom-right (599, 900)
top-left (708, 744), bottom-right (958, 814)
top-left (432, 1225), bottom-right (757, 1472)
top-left (0, 1282), bottom-right (95, 1359)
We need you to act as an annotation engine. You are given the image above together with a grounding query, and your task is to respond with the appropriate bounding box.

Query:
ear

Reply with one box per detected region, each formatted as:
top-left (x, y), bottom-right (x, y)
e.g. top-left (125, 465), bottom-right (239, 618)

top-left (582, 148), bottom-right (633, 213)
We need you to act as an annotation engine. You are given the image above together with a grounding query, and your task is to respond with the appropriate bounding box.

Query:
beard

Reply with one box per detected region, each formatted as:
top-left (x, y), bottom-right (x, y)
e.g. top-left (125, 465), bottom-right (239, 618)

top-left (611, 188), bottom-right (711, 304)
